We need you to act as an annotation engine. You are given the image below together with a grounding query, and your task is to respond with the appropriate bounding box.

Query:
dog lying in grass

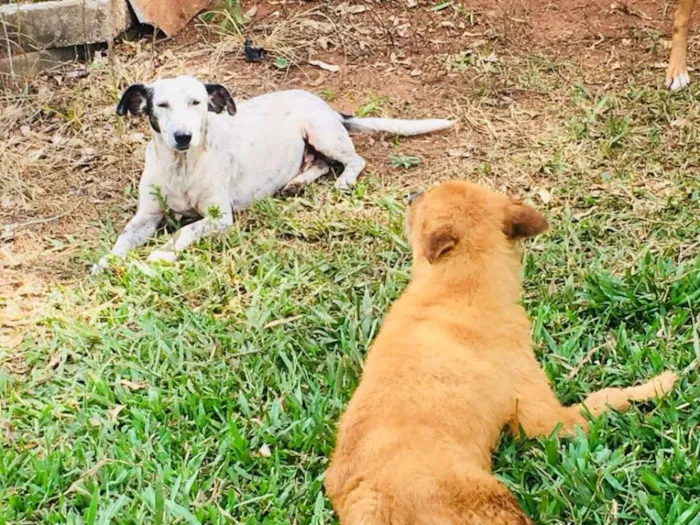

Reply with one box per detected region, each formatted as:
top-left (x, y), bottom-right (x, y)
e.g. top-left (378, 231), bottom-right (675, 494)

top-left (91, 76), bottom-right (453, 274)
top-left (325, 181), bottom-right (677, 524)
top-left (667, 0), bottom-right (695, 90)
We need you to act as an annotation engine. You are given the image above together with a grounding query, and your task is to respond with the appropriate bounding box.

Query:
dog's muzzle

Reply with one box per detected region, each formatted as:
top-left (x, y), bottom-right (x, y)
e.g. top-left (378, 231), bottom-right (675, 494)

top-left (174, 132), bottom-right (192, 151)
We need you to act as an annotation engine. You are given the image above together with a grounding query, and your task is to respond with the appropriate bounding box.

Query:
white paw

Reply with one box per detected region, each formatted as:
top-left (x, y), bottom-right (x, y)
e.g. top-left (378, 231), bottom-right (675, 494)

top-left (281, 181), bottom-right (304, 196)
top-left (334, 177), bottom-right (352, 191)
top-left (667, 71), bottom-right (690, 91)
top-left (90, 256), bottom-right (110, 276)
top-left (147, 250), bottom-right (177, 263)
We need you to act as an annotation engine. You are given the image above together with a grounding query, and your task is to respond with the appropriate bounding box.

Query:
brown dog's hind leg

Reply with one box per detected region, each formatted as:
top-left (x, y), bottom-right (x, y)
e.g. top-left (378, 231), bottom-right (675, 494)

top-left (509, 370), bottom-right (677, 438)
top-left (449, 472), bottom-right (534, 525)
top-left (667, 0), bottom-right (697, 90)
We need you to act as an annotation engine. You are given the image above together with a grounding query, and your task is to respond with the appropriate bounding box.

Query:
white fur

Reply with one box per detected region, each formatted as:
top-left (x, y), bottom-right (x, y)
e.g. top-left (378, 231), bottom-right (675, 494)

top-left (92, 76), bottom-right (454, 273)
top-left (151, 76), bottom-right (209, 150)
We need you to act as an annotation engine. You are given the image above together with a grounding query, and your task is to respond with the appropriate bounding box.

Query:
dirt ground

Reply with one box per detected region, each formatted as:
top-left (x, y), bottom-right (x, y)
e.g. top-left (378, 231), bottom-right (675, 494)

top-left (0, 0), bottom-right (686, 339)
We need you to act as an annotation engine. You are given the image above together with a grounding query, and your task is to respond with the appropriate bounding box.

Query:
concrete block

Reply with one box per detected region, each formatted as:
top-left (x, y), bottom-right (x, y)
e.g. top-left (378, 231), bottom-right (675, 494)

top-left (0, 0), bottom-right (133, 53)
top-left (128, 0), bottom-right (213, 36)
top-left (0, 46), bottom-right (79, 75)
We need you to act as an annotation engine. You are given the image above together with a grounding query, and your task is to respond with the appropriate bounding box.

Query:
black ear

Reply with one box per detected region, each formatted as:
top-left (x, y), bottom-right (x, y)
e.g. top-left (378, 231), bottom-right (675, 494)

top-left (503, 200), bottom-right (549, 240)
top-left (116, 84), bottom-right (151, 116)
top-left (205, 84), bottom-right (236, 115)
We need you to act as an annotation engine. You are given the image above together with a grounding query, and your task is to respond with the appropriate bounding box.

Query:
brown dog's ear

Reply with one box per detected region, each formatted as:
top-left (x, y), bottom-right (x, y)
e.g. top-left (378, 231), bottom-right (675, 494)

top-left (423, 224), bottom-right (458, 263)
top-left (503, 201), bottom-right (548, 240)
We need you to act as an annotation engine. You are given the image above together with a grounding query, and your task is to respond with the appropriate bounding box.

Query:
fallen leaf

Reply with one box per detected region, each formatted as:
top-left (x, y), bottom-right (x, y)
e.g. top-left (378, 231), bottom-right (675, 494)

top-left (3, 332), bottom-right (24, 350)
top-left (242, 5), bottom-right (257, 22)
top-left (671, 117), bottom-right (691, 128)
top-left (76, 147), bottom-right (97, 167)
top-left (51, 134), bottom-right (68, 146)
top-left (447, 148), bottom-right (470, 158)
top-left (0, 420), bottom-right (16, 444)
top-left (119, 379), bottom-right (148, 391)
top-left (536, 187), bottom-right (553, 204)
top-left (335, 3), bottom-right (368, 15)
top-left (45, 352), bottom-right (62, 370)
top-left (27, 149), bottom-right (45, 162)
top-left (308, 60), bottom-right (340, 73)
top-left (259, 444), bottom-right (272, 457)
top-left (108, 405), bottom-right (125, 422)
top-left (309, 74), bottom-right (327, 87)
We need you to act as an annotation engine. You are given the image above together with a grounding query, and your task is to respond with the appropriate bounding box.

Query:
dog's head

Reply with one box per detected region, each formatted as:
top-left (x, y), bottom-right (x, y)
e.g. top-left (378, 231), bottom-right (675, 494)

top-left (405, 181), bottom-right (548, 267)
top-left (116, 76), bottom-right (236, 152)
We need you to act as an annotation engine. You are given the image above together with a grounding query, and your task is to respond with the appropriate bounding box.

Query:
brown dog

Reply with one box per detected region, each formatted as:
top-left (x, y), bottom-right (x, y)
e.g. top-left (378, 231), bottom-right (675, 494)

top-left (667, 0), bottom-right (696, 90)
top-left (325, 181), bottom-right (678, 525)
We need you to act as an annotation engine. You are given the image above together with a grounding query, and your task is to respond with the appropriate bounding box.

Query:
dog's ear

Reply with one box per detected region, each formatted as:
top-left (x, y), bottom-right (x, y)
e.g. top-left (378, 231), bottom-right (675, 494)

top-left (116, 84), bottom-right (151, 116)
top-left (422, 224), bottom-right (458, 264)
top-left (205, 84), bottom-right (236, 116)
top-left (503, 200), bottom-right (548, 240)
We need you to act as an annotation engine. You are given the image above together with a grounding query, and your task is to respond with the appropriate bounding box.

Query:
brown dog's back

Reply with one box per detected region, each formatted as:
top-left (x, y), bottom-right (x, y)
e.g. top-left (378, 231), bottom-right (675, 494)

top-left (326, 181), bottom-right (676, 524)
top-left (325, 182), bottom-right (542, 524)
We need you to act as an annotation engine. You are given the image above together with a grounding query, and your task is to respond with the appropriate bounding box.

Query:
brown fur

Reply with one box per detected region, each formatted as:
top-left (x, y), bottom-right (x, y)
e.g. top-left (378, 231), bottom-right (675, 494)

top-left (325, 181), bottom-right (678, 525)
top-left (666, 0), bottom-right (696, 88)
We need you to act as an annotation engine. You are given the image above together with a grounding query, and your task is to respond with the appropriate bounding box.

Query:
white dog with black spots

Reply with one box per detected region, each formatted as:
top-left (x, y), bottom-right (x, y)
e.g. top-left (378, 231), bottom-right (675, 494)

top-left (92, 75), bottom-right (454, 274)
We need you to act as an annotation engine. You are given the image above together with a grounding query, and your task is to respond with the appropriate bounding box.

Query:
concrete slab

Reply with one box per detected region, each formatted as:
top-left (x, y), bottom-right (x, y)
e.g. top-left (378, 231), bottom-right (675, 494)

top-left (0, 46), bottom-right (79, 76)
top-left (0, 0), bottom-right (133, 53)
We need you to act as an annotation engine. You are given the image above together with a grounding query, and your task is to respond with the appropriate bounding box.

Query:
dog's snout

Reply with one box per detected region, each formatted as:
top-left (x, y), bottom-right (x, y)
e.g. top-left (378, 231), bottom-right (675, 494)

top-left (174, 132), bottom-right (192, 149)
top-left (408, 190), bottom-right (424, 205)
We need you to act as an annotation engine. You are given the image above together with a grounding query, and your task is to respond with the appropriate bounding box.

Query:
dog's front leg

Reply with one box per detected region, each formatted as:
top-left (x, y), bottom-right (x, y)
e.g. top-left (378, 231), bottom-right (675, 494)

top-left (147, 211), bottom-right (232, 264)
top-left (91, 211), bottom-right (163, 275)
top-left (667, 0), bottom-right (697, 90)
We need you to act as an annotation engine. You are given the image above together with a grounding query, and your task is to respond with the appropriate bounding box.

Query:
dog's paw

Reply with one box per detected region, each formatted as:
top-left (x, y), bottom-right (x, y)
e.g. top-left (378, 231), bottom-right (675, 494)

top-left (666, 70), bottom-right (690, 91)
top-left (334, 177), bottom-right (352, 191)
top-left (665, 55), bottom-right (690, 90)
top-left (90, 257), bottom-right (110, 276)
top-left (147, 250), bottom-right (177, 264)
top-left (280, 181), bottom-right (305, 197)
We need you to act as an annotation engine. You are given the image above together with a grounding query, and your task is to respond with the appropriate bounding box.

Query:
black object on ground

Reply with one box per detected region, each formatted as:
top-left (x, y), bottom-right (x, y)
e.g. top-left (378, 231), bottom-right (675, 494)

top-left (243, 40), bottom-right (265, 62)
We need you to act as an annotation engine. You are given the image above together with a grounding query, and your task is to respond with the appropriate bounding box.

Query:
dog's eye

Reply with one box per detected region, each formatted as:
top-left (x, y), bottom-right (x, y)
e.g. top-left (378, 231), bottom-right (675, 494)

top-left (157, 102), bottom-right (169, 109)
top-left (191, 100), bottom-right (201, 106)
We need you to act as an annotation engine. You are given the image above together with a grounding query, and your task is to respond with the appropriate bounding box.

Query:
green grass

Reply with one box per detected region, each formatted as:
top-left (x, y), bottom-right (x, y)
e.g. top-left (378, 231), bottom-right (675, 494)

top-left (2, 69), bottom-right (700, 524)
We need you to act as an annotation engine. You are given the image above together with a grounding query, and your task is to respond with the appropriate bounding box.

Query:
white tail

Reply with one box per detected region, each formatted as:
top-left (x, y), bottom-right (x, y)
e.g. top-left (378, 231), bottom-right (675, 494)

top-left (340, 115), bottom-right (455, 136)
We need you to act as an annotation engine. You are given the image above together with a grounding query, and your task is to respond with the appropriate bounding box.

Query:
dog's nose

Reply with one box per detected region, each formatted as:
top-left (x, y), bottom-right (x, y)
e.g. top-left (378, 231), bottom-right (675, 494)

top-left (174, 132), bottom-right (192, 149)
top-left (408, 190), bottom-right (424, 204)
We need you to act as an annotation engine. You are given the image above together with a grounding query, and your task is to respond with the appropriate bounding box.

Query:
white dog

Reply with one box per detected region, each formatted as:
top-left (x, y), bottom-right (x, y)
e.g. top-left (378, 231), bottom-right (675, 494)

top-left (92, 75), bottom-right (454, 273)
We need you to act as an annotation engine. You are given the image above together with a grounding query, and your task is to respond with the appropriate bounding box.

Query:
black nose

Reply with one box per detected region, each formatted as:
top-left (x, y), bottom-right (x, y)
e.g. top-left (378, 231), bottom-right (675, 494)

top-left (408, 190), bottom-right (424, 204)
top-left (174, 132), bottom-right (192, 149)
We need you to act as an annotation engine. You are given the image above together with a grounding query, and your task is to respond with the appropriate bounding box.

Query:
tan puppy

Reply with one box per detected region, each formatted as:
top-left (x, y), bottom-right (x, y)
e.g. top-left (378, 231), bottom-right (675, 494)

top-left (325, 181), bottom-right (678, 525)
top-left (667, 0), bottom-right (696, 90)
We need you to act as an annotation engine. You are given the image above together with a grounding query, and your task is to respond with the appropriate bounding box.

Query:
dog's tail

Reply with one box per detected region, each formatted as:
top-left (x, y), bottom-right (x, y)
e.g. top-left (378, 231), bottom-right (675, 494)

top-left (339, 112), bottom-right (454, 136)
